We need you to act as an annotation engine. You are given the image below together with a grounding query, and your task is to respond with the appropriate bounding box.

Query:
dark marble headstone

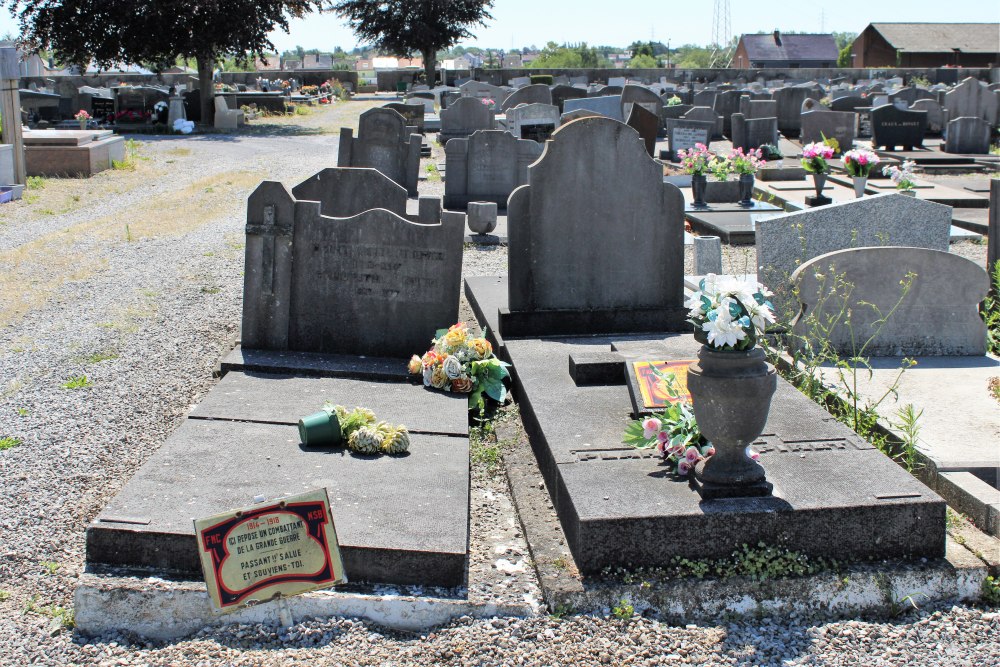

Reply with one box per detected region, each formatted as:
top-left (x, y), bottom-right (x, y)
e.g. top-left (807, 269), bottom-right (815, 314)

top-left (944, 116), bottom-right (991, 154)
top-left (626, 103), bottom-right (659, 156)
top-left (551, 84), bottom-right (587, 112)
top-left (666, 118), bottom-right (714, 161)
top-left (731, 113), bottom-right (778, 152)
top-left (870, 104), bottom-right (927, 150)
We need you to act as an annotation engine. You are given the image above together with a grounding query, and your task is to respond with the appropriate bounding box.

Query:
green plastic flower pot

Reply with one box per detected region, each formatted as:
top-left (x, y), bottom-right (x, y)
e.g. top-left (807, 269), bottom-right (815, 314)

top-left (298, 410), bottom-right (342, 447)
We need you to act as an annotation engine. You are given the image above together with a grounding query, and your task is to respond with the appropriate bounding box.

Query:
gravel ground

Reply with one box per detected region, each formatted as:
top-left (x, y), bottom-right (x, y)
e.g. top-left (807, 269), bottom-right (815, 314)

top-left (0, 103), bottom-right (995, 666)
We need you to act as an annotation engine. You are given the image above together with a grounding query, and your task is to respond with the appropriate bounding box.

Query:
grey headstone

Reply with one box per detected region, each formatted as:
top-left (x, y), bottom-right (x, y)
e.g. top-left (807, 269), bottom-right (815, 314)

top-left (505, 117), bottom-right (686, 336)
top-left (739, 95), bottom-right (777, 119)
top-left (338, 108), bottom-right (422, 196)
top-left (944, 117), bottom-right (991, 154)
top-left (772, 87), bottom-right (820, 138)
top-left (692, 90), bottom-right (717, 109)
top-left (943, 77), bottom-right (999, 126)
top-left (792, 247), bottom-right (988, 356)
top-left (800, 110), bottom-right (858, 150)
top-left (551, 84), bottom-right (588, 112)
top-left (666, 118), bottom-right (714, 161)
top-left (830, 96), bottom-right (867, 113)
top-left (621, 84), bottom-right (664, 129)
top-left (505, 103), bottom-right (560, 142)
top-left (383, 102), bottom-right (425, 132)
top-left (870, 104), bottom-right (927, 150)
top-left (443, 130), bottom-right (542, 209)
top-left (500, 84), bottom-right (553, 112)
top-left (459, 80), bottom-right (508, 111)
top-left (560, 109), bottom-right (602, 124)
top-left (681, 106), bottom-right (723, 139)
top-left (713, 89), bottom-right (744, 136)
top-left (756, 194), bottom-right (952, 319)
top-left (290, 167), bottom-right (406, 218)
top-left (731, 113), bottom-right (778, 152)
top-left (439, 96), bottom-right (494, 143)
top-left (910, 99), bottom-right (945, 134)
top-left (243, 185), bottom-right (464, 357)
top-left (562, 95), bottom-right (624, 122)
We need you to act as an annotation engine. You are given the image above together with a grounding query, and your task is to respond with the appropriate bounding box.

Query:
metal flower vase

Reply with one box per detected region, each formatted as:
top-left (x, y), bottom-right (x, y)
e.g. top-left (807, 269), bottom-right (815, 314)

top-left (811, 172), bottom-right (827, 198)
top-left (738, 173), bottom-right (755, 207)
top-left (687, 345), bottom-right (776, 499)
top-left (852, 176), bottom-right (867, 198)
top-left (691, 174), bottom-right (708, 208)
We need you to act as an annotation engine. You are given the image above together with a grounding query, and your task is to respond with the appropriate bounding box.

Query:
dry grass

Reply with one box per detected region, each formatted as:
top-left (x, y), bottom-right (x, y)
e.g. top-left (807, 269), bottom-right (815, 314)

top-left (0, 167), bottom-right (264, 328)
top-left (249, 98), bottom-right (386, 134)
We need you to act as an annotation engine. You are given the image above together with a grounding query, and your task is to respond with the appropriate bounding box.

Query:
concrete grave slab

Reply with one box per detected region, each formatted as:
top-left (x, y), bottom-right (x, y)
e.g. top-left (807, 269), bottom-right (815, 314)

top-left (220, 346), bottom-right (412, 381)
top-left (86, 418), bottom-right (469, 587)
top-left (190, 371), bottom-right (468, 436)
top-left (455, 310), bottom-right (946, 573)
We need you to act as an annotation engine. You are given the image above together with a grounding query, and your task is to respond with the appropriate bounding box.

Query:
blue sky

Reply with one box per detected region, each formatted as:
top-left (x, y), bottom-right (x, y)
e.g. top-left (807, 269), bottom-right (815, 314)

top-left (2, 1), bottom-right (998, 53)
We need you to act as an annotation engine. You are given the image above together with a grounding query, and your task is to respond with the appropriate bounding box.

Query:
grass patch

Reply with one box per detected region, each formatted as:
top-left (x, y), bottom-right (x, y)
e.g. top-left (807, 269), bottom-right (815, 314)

top-left (85, 349), bottom-right (119, 364)
top-left (165, 147), bottom-right (192, 157)
top-left (0, 590), bottom-right (10, 602)
top-left (112, 138), bottom-right (144, 171)
top-left (26, 176), bottom-right (46, 190)
top-left (200, 286), bottom-right (221, 294)
top-left (40, 561), bottom-right (59, 575)
top-left (425, 163), bottom-right (442, 182)
top-left (61, 375), bottom-right (92, 390)
top-left (0, 437), bottom-right (22, 450)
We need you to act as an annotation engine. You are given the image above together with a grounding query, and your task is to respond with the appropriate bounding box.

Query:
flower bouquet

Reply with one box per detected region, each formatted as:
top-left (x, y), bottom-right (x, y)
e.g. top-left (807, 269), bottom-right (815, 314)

top-left (882, 160), bottom-right (917, 192)
top-left (677, 143), bottom-right (713, 176)
top-left (685, 274), bottom-right (775, 351)
top-left (622, 368), bottom-right (759, 476)
top-left (298, 404), bottom-right (410, 454)
top-left (800, 141), bottom-right (835, 174)
top-left (842, 149), bottom-right (880, 178)
top-left (729, 147), bottom-right (764, 175)
top-left (409, 323), bottom-right (510, 412)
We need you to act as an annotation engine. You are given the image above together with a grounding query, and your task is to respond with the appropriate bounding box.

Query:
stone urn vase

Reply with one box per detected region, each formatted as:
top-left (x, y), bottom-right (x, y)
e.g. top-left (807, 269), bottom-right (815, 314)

top-left (811, 172), bottom-right (827, 199)
top-left (852, 176), bottom-right (867, 198)
top-left (78, 120), bottom-right (88, 130)
top-left (691, 174), bottom-right (708, 208)
top-left (738, 173), bottom-right (755, 207)
top-left (687, 346), bottom-right (776, 499)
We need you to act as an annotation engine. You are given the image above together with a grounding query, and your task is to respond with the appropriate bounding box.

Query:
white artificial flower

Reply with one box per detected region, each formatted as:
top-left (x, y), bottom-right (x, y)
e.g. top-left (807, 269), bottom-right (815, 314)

top-left (746, 300), bottom-right (775, 331)
top-left (702, 310), bottom-right (747, 348)
top-left (442, 354), bottom-right (464, 380)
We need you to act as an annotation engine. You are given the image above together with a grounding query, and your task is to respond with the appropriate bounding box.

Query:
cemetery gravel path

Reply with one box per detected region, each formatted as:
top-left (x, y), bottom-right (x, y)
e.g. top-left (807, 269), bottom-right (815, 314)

top-left (0, 104), bottom-right (996, 666)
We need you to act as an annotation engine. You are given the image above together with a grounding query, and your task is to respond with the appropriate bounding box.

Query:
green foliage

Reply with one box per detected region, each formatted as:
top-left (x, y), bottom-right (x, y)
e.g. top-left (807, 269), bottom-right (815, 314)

top-left (891, 404), bottom-right (924, 472)
top-left (40, 561), bottom-right (60, 575)
top-left (86, 349), bottom-right (119, 364)
top-left (61, 375), bottom-right (92, 390)
top-left (26, 176), bottom-right (46, 190)
top-left (611, 598), bottom-right (634, 620)
top-left (0, 437), bottom-right (22, 450)
top-left (628, 53), bottom-right (658, 69)
top-left (530, 41), bottom-right (610, 69)
top-left (425, 163), bottom-right (442, 182)
top-left (549, 602), bottom-right (574, 619)
top-left (768, 269), bottom-right (922, 470)
top-left (837, 44), bottom-right (852, 68)
top-left (604, 542), bottom-right (839, 584)
top-left (982, 576), bottom-right (1000, 606)
top-left (984, 261), bottom-right (1000, 356)
top-left (529, 74), bottom-right (553, 86)
top-left (334, 0), bottom-right (493, 80)
top-left (0, 590), bottom-right (10, 602)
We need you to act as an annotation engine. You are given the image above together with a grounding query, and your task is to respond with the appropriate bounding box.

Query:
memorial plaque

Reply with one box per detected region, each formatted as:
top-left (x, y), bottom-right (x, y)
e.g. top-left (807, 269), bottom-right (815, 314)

top-left (625, 360), bottom-right (695, 416)
top-left (668, 120), bottom-right (713, 161)
top-left (194, 489), bottom-right (344, 612)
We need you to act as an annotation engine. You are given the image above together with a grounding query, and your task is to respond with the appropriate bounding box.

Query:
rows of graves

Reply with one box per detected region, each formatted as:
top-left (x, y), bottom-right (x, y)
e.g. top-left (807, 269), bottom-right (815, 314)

top-left (76, 72), bottom-right (998, 634)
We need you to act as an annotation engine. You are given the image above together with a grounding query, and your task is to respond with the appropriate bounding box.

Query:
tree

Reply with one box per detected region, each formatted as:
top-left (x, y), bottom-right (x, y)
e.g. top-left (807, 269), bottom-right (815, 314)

top-left (333, 0), bottom-right (493, 85)
top-left (837, 44), bottom-right (852, 68)
top-left (628, 53), bottom-right (658, 69)
top-left (8, 0), bottom-right (324, 123)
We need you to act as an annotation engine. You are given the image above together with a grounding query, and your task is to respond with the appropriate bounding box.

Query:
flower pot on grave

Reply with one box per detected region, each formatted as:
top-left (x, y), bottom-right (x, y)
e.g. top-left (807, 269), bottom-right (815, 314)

top-left (297, 410), bottom-right (343, 447)
top-left (78, 120), bottom-right (87, 130)
top-left (852, 176), bottom-right (868, 198)
top-left (899, 189), bottom-right (916, 197)
top-left (687, 345), bottom-right (776, 499)
top-left (691, 174), bottom-right (708, 208)
top-left (738, 173), bottom-right (755, 207)
top-left (811, 172), bottom-right (827, 199)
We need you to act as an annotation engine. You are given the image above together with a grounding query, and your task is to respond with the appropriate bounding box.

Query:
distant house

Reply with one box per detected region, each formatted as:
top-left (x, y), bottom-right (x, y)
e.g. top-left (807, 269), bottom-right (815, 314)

top-left (303, 54), bottom-right (333, 69)
top-left (732, 31), bottom-right (838, 68)
top-left (254, 56), bottom-right (280, 71)
top-left (397, 57), bottom-right (423, 69)
top-left (355, 58), bottom-right (373, 71)
top-left (281, 57), bottom-right (302, 71)
top-left (849, 23), bottom-right (1000, 68)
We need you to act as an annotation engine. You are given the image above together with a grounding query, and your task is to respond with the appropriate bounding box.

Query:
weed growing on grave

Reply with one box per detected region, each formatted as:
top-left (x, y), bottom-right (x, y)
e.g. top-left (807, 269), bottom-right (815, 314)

top-left (16, 408), bottom-right (28, 416)
top-left (0, 590), bottom-right (9, 602)
top-left (762, 269), bottom-right (922, 470)
top-left (549, 602), bottom-right (574, 620)
top-left (124, 224), bottom-right (133, 242)
top-left (891, 404), bottom-right (924, 472)
top-left (603, 542), bottom-right (840, 584)
top-left (26, 176), bottom-right (45, 190)
top-left (294, 105), bottom-right (313, 116)
top-left (200, 286), bottom-right (221, 294)
top-left (982, 576), bottom-right (1000, 606)
top-left (112, 139), bottom-right (143, 170)
top-left (40, 561), bottom-right (59, 575)
top-left (611, 598), bottom-right (634, 620)
top-left (425, 163), bottom-right (441, 182)
top-left (24, 595), bottom-right (74, 631)
top-left (983, 261), bottom-right (1000, 356)
top-left (61, 375), bottom-right (92, 390)
top-left (0, 436), bottom-right (21, 450)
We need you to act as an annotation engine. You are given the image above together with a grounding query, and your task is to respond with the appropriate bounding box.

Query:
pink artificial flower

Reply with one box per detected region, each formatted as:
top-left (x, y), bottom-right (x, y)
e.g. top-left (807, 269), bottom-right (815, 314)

top-left (656, 431), bottom-right (671, 445)
top-left (670, 443), bottom-right (686, 457)
top-left (677, 460), bottom-right (692, 476)
top-left (656, 439), bottom-right (668, 456)
top-left (642, 417), bottom-right (662, 439)
top-left (858, 154), bottom-right (868, 165)
top-left (701, 445), bottom-right (716, 458)
top-left (684, 446), bottom-right (701, 464)
top-left (748, 448), bottom-right (760, 461)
